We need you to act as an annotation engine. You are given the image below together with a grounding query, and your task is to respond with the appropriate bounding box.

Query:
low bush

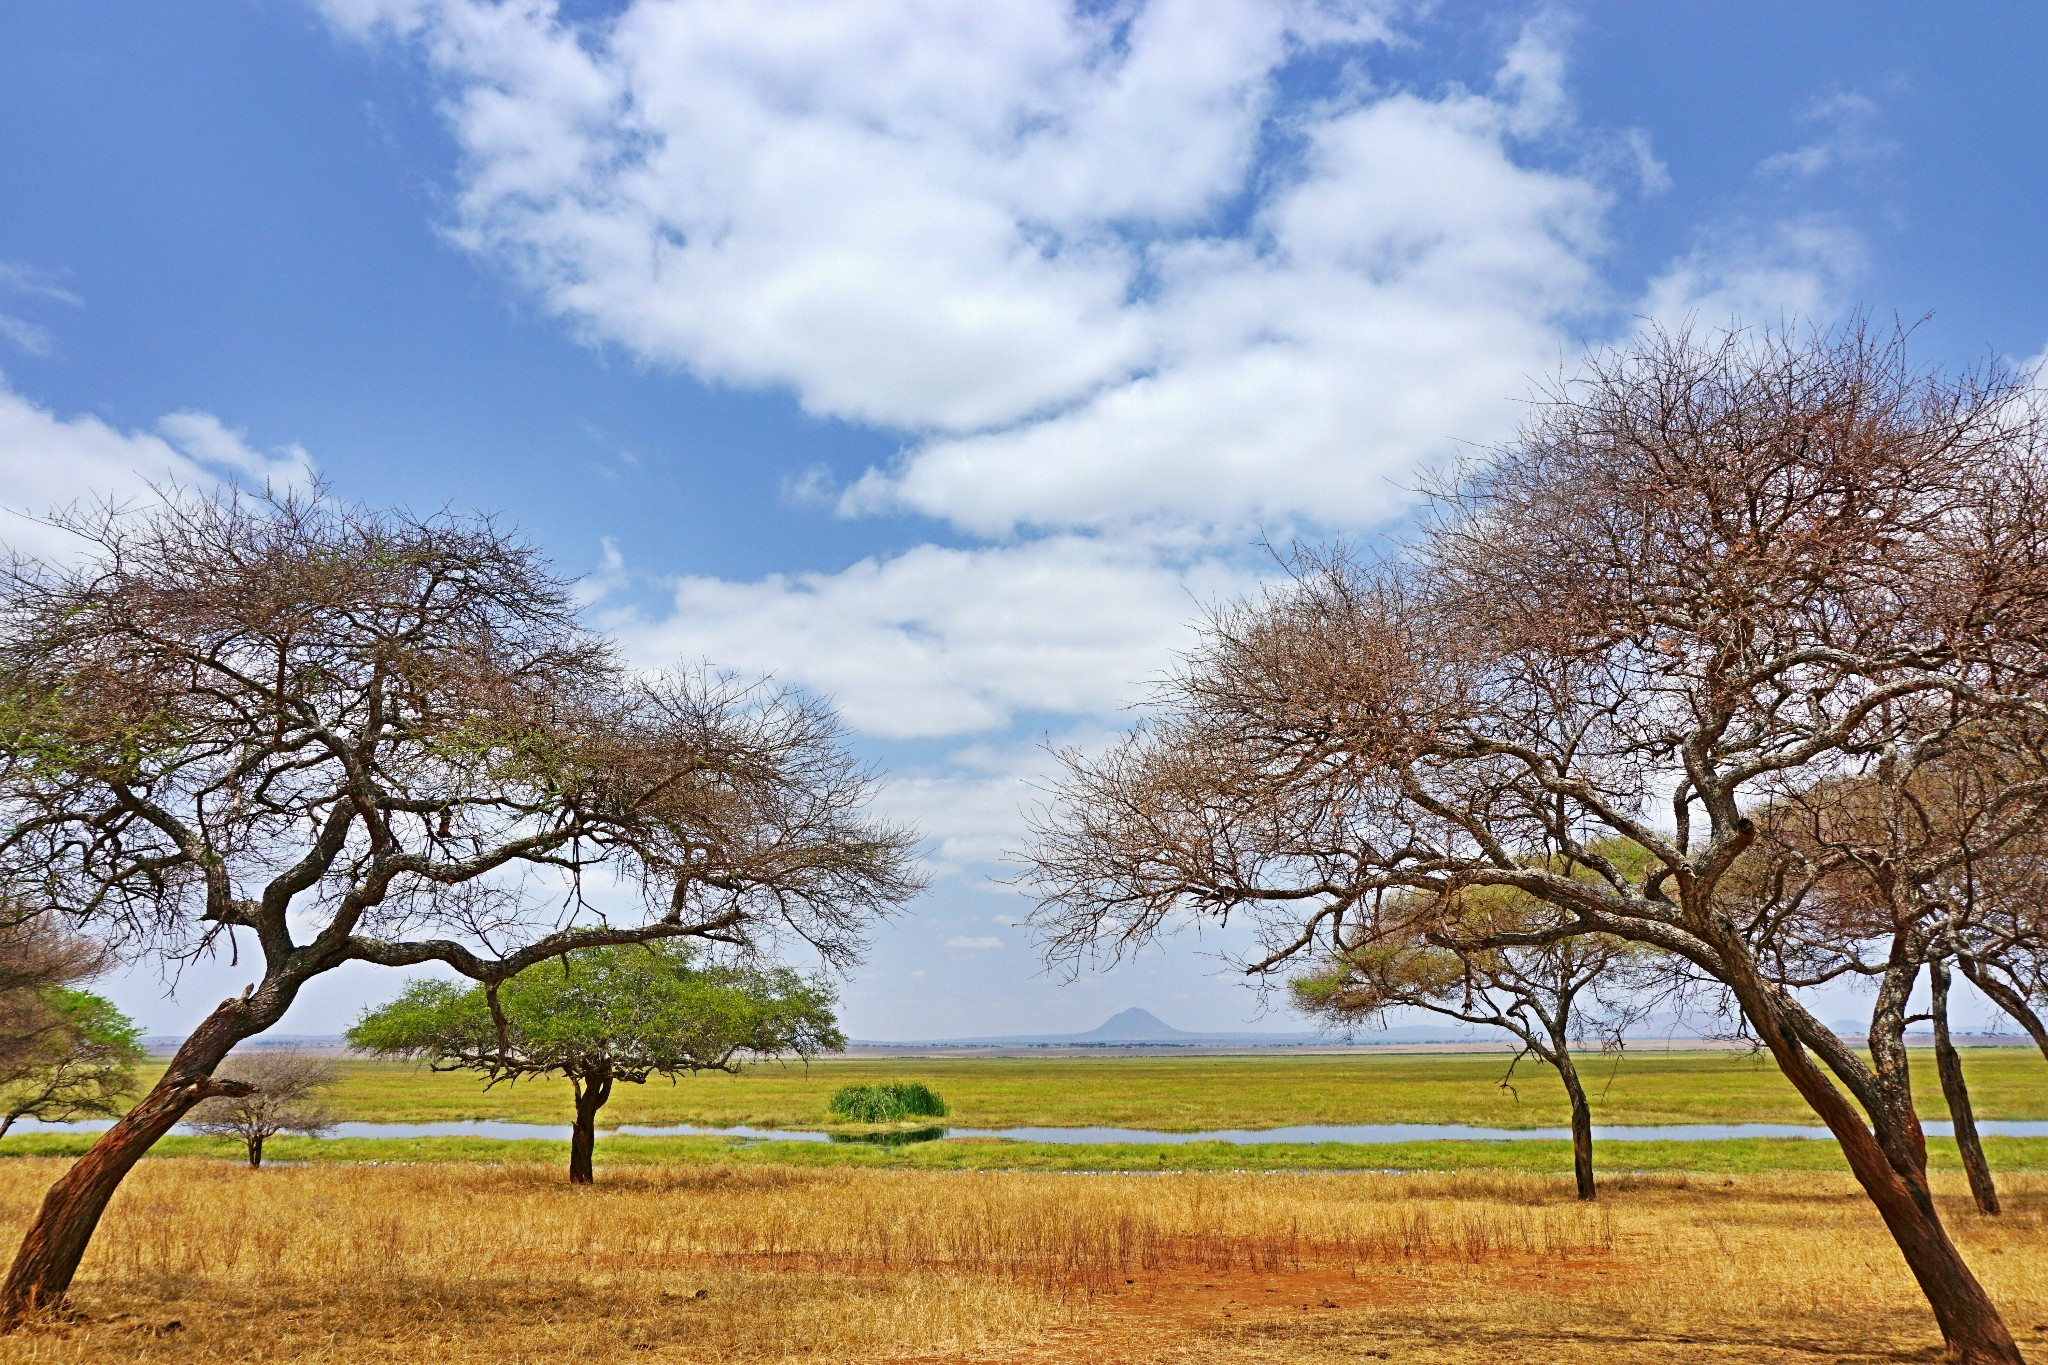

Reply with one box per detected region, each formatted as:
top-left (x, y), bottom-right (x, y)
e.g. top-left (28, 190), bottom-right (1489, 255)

top-left (828, 1082), bottom-right (948, 1122)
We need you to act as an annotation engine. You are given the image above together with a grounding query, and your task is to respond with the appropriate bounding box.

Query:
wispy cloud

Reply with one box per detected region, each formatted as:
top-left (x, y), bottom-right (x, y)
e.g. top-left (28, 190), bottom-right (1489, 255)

top-left (0, 261), bottom-right (83, 307)
top-left (0, 259), bottom-right (82, 357)
top-left (0, 315), bottom-right (55, 357)
top-left (1760, 92), bottom-right (1897, 180)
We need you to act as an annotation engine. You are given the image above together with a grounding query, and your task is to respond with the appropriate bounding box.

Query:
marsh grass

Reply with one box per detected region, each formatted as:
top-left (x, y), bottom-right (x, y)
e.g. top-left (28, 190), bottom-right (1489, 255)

top-left (826, 1082), bottom-right (948, 1123)
top-left (1, 1160), bottom-right (2043, 1363)
top-left (107, 1047), bottom-right (2048, 1133)
top-left (7, 1130), bottom-right (2048, 1176)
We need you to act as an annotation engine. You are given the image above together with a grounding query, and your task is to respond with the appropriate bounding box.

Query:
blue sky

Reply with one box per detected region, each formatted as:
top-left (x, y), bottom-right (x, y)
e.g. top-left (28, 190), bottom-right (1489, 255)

top-left (3, 1), bottom-right (2044, 1039)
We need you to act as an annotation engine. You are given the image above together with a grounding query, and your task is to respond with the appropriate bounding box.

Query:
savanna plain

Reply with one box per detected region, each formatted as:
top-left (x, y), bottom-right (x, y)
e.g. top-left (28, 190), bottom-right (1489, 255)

top-left (3, 1050), bottom-right (2045, 1363)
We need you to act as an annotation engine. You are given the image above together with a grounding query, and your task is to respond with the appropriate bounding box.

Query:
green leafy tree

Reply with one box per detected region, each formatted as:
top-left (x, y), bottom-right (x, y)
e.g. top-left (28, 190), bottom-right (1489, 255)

top-left (0, 988), bottom-right (143, 1138)
top-left (349, 943), bottom-right (844, 1182)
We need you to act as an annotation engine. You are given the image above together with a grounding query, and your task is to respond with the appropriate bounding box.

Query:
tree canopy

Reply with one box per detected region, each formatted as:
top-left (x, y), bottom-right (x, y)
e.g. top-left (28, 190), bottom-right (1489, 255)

top-left (187, 1051), bottom-right (339, 1168)
top-left (0, 915), bottom-right (140, 1138)
top-left (0, 487), bottom-right (921, 1321)
top-left (349, 942), bottom-right (843, 1180)
top-left (1023, 322), bottom-right (2048, 1364)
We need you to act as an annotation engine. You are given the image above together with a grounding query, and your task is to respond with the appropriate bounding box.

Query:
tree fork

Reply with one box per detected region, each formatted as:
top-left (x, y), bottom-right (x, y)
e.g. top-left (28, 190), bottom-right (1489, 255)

top-left (1737, 982), bottom-right (2022, 1364)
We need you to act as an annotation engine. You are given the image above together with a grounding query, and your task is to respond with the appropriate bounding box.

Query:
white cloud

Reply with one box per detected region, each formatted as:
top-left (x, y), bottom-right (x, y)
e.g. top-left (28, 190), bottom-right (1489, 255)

top-left (332, 0), bottom-right (1865, 920)
top-left (0, 260), bottom-right (83, 359)
top-left (603, 534), bottom-right (1252, 738)
top-left (0, 262), bottom-right (82, 308)
top-left (945, 935), bottom-right (1005, 951)
top-left (325, 0), bottom-right (1611, 535)
top-left (1639, 217), bottom-right (1866, 329)
top-left (0, 381), bottom-right (314, 560)
top-left (0, 317), bottom-right (54, 358)
top-left (868, 729), bottom-right (1123, 884)
top-left (1759, 92), bottom-right (1895, 180)
top-left (156, 411), bottom-right (314, 485)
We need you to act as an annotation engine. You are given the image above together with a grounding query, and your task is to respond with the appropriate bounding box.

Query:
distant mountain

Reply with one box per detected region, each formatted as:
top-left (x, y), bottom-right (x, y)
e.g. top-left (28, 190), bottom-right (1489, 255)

top-left (1069, 1007), bottom-right (1207, 1042)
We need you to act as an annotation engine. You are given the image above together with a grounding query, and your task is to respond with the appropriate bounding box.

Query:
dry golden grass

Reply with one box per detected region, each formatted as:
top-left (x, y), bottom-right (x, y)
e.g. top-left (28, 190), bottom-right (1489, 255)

top-left (0, 1159), bottom-right (2043, 1363)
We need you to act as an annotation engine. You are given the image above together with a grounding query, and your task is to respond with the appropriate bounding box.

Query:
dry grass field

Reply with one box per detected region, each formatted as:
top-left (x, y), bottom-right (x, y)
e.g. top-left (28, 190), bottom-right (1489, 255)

top-left (0, 1159), bottom-right (2043, 1364)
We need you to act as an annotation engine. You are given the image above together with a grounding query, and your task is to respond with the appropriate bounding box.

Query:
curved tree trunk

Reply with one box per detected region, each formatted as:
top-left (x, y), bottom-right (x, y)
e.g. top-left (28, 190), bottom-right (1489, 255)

top-left (0, 993), bottom-right (270, 1327)
top-left (567, 1070), bottom-right (613, 1186)
top-left (1721, 965), bottom-right (2022, 1364)
top-left (247, 1134), bottom-right (265, 1170)
top-left (1555, 1058), bottom-right (1596, 1201)
top-left (1932, 960), bottom-right (2001, 1216)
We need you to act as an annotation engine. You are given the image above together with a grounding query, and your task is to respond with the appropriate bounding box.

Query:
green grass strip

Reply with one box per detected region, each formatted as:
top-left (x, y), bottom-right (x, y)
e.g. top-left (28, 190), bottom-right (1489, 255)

top-left (7, 1131), bottom-right (2047, 1175)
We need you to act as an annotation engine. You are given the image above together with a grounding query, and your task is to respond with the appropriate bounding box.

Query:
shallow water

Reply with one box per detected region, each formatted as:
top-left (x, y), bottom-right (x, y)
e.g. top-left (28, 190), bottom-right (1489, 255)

top-left (10, 1117), bottom-right (2048, 1145)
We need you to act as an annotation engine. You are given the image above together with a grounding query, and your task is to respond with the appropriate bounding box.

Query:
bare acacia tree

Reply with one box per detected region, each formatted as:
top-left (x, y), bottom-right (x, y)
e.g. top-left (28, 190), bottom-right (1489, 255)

top-left (1293, 891), bottom-right (1642, 1200)
top-left (0, 488), bottom-right (923, 1325)
top-left (186, 1050), bottom-right (339, 1167)
top-left (1023, 324), bottom-right (2048, 1364)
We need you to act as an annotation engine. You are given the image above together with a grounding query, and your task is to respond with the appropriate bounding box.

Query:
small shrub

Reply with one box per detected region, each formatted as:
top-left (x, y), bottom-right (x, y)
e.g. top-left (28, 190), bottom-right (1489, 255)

top-left (828, 1082), bottom-right (948, 1122)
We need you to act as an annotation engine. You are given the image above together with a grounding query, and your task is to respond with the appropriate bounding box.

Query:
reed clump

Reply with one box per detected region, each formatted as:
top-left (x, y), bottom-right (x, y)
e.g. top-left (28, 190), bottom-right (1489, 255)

top-left (825, 1082), bottom-right (948, 1123)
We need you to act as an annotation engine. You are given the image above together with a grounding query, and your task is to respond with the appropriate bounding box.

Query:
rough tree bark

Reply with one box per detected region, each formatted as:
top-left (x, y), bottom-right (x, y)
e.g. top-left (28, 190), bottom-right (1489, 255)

top-left (1554, 1050), bottom-right (1597, 1202)
top-left (567, 1069), bottom-right (613, 1186)
top-left (0, 992), bottom-right (276, 1322)
top-left (1720, 957), bottom-right (2021, 1365)
top-left (1931, 960), bottom-right (2001, 1215)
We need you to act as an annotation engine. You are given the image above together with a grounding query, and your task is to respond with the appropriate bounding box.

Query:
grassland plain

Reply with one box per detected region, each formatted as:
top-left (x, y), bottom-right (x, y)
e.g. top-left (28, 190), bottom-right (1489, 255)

top-left (6, 1131), bottom-right (2048, 1177)
top-left (1, 1160), bottom-right (2043, 1364)
top-left (107, 1046), bottom-right (2048, 1132)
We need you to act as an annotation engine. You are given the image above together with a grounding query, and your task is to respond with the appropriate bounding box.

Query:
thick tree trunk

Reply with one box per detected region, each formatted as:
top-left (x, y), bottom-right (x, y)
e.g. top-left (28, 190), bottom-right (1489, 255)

top-left (1725, 970), bottom-right (2022, 1364)
top-left (1957, 956), bottom-right (2048, 1064)
top-left (1932, 960), bottom-right (2001, 1215)
top-left (1557, 1063), bottom-right (1596, 1201)
top-left (247, 1134), bottom-right (265, 1170)
top-left (567, 1071), bottom-right (612, 1186)
top-left (0, 994), bottom-right (266, 1328)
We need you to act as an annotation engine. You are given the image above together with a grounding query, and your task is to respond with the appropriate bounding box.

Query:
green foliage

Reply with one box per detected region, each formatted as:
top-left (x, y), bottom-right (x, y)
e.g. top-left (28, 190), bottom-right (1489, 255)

top-left (43, 988), bottom-right (144, 1060)
top-left (0, 987), bottom-right (144, 1131)
top-left (346, 942), bottom-right (845, 1086)
top-left (827, 1081), bottom-right (948, 1122)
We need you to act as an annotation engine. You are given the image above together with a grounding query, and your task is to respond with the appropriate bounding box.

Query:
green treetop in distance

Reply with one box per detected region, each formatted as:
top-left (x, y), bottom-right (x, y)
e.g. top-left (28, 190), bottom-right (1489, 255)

top-left (0, 989), bottom-right (144, 1138)
top-left (347, 943), bottom-right (844, 1182)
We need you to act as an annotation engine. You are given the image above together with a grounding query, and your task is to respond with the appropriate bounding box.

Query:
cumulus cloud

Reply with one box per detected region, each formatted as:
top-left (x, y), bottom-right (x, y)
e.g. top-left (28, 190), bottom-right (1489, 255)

top-left (327, 2), bottom-right (1859, 895)
top-left (870, 730), bottom-right (1121, 881)
top-left (324, 0), bottom-right (1608, 535)
top-left (0, 381), bottom-right (315, 560)
top-left (602, 534), bottom-right (1251, 738)
top-left (945, 935), bottom-right (1005, 951)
